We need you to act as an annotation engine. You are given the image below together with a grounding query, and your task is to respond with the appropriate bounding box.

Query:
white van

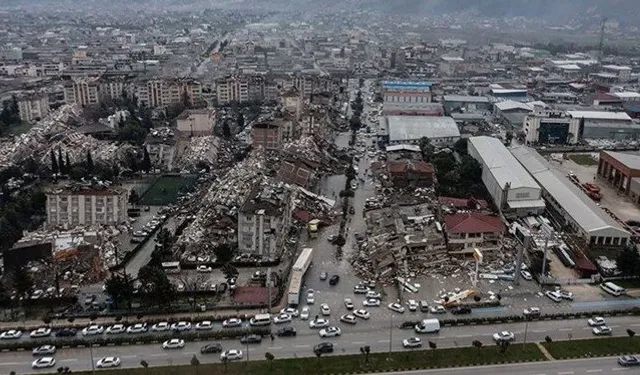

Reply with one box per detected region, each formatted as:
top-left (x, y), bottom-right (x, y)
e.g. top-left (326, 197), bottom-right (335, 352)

top-left (545, 290), bottom-right (562, 303)
top-left (249, 313), bottom-right (271, 326)
top-left (414, 319), bottom-right (440, 334)
top-left (601, 282), bottom-right (625, 297)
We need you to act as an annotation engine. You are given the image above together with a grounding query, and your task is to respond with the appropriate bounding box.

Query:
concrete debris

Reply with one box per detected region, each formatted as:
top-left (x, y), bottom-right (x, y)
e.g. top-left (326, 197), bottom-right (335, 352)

top-left (175, 136), bottom-right (221, 169)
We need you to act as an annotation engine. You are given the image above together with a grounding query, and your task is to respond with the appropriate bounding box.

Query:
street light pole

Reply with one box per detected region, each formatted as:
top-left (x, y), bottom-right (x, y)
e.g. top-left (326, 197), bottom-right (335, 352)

top-left (522, 319), bottom-right (529, 351)
top-left (388, 314), bottom-right (393, 355)
top-left (90, 344), bottom-right (95, 375)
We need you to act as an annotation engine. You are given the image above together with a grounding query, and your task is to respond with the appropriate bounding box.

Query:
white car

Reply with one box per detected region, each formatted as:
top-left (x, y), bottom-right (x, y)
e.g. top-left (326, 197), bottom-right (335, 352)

top-left (197, 265), bottom-right (212, 273)
top-left (353, 309), bottom-right (371, 320)
top-left (163, 338), bottom-right (185, 349)
top-left (340, 314), bottom-right (357, 325)
top-left (307, 290), bottom-right (315, 304)
top-left (559, 291), bottom-right (574, 300)
top-left (344, 298), bottom-right (354, 310)
top-left (363, 299), bottom-right (381, 307)
top-left (588, 317), bottom-right (606, 327)
top-left (30, 327), bottom-right (51, 338)
top-left (32, 357), bottom-right (56, 369)
top-left (365, 291), bottom-right (381, 299)
top-left (127, 323), bottom-right (148, 334)
top-left (220, 349), bottom-right (243, 361)
top-left (523, 307), bottom-right (541, 317)
top-left (319, 327), bottom-right (342, 338)
top-left (493, 331), bottom-right (515, 342)
top-left (407, 300), bottom-right (418, 312)
top-left (388, 303), bottom-right (405, 313)
top-left (222, 318), bottom-right (243, 328)
top-left (96, 357), bottom-right (121, 368)
top-left (402, 337), bottom-right (422, 348)
top-left (82, 325), bottom-right (104, 336)
top-left (353, 285), bottom-right (369, 294)
top-left (32, 345), bottom-right (56, 356)
top-left (300, 306), bottom-right (310, 320)
top-left (280, 307), bottom-right (299, 317)
top-left (195, 321), bottom-right (214, 330)
top-left (171, 321), bottom-right (192, 331)
top-left (429, 305), bottom-right (446, 314)
top-left (309, 318), bottom-right (330, 329)
top-left (273, 313), bottom-right (292, 324)
top-left (592, 326), bottom-right (612, 336)
top-left (545, 291), bottom-right (562, 303)
top-left (320, 303), bottom-right (331, 316)
top-left (520, 270), bottom-right (533, 280)
top-left (1, 330), bottom-right (22, 340)
top-left (151, 322), bottom-right (170, 332)
top-left (106, 324), bottom-right (126, 334)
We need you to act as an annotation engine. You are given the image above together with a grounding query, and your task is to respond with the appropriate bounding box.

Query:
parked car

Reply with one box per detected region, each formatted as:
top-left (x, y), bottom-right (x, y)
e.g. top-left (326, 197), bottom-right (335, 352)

top-left (545, 291), bottom-right (562, 303)
top-left (429, 305), bottom-right (446, 314)
top-left (388, 303), bottom-right (405, 313)
top-left (407, 299), bottom-right (418, 312)
top-left (320, 272), bottom-right (328, 280)
top-left (493, 331), bottom-right (515, 342)
top-left (520, 270), bottom-right (533, 280)
top-left (307, 289), bottom-right (315, 304)
top-left (200, 343), bottom-right (223, 354)
top-left (197, 265), bottom-right (212, 273)
top-left (309, 318), bottom-right (330, 329)
top-left (354, 285), bottom-right (369, 294)
top-left (195, 321), bottom-right (214, 330)
top-left (127, 323), bottom-right (148, 334)
top-left (29, 327), bottom-right (51, 338)
top-left (340, 314), bottom-right (357, 325)
top-left (273, 313), bottom-right (292, 324)
top-left (329, 275), bottom-right (340, 285)
top-left (402, 337), bottom-right (422, 348)
top-left (363, 299), bottom-right (381, 307)
top-left (82, 325), bottom-right (104, 336)
top-left (300, 306), bottom-right (310, 320)
top-left (96, 357), bottom-right (121, 368)
top-left (280, 307), bottom-right (299, 317)
top-left (365, 291), bottom-right (381, 299)
top-left (313, 342), bottom-right (334, 354)
top-left (55, 328), bottom-right (77, 337)
top-left (344, 298), bottom-right (354, 310)
top-left (162, 339), bottom-right (185, 349)
top-left (151, 322), bottom-right (170, 332)
top-left (319, 327), bottom-right (342, 338)
top-left (559, 291), bottom-right (574, 300)
top-left (353, 309), bottom-right (371, 320)
top-left (276, 327), bottom-right (297, 337)
top-left (32, 345), bottom-right (56, 356)
top-left (106, 324), bottom-right (126, 335)
top-left (32, 357), bottom-right (56, 369)
top-left (222, 318), bottom-right (243, 328)
top-left (320, 303), bottom-right (331, 316)
top-left (240, 334), bottom-right (262, 344)
top-left (523, 307), bottom-right (541, 317)
top-left (171, 321), bottom-right (192, 331)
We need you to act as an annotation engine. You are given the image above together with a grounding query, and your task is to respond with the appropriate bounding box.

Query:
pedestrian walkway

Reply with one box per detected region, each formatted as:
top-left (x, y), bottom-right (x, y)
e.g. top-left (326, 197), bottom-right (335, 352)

top-left (535, 342), bottom-right (555, 360)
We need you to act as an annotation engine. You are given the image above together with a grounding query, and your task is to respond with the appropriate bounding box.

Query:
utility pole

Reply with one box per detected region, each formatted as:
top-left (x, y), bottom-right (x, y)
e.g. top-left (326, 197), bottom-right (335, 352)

top-left (540, 223), bottom-right (553, 287)
top-left (388, 314), bottom-right (393, 356)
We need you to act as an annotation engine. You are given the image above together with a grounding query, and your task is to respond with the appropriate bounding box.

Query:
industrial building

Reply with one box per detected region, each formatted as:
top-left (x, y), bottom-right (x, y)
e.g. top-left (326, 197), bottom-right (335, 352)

top-left (381, 81), bottom-right (432, 104)
top-left (383, 115), bottom-right (460, 146)
top-left (597, 151), bottom-right (640, 200)
top-left (511, 146), bottom-right (630, 246)
top-left (442, 95), bottom-right (492, 115)
top-left (467, 136), bottom-right (545, 217)
top-left (524, 108), bottom-right (580, 144)
top-left (566, 111), bottom-right (639, 140)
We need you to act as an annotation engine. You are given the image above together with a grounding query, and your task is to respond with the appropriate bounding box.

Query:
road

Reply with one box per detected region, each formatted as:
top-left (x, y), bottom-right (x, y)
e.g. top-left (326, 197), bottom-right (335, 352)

top-left (371, 357), bottom-right (636, 375)
top-left (3, 316), bottom-right (639, 373)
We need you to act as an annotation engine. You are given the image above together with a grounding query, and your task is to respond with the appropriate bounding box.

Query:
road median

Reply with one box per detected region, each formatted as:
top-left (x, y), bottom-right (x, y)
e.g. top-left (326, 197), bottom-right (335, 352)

top-left (543, 336), bottom-right (640, 359)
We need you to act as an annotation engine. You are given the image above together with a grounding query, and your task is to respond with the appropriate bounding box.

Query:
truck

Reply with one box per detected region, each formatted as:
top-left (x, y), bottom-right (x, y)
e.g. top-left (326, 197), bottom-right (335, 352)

top-left (287, 248), bottom-right (313, 305)
top-left (414, 319), bottom-right (440, 334)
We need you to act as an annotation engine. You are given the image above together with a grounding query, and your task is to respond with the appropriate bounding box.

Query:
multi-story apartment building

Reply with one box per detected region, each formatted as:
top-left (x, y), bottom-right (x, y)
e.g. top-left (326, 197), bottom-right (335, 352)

top-left (18, 94), bottom-right (50, 123)
top-left (46, 186), bottom-right (128, 228)
top-left (63, 77), bottom-right (101, 106)
top-left (252, 122), bottom-right (282, 150)
top-left (216, 75), bottom-right (250, 104)
top-left (136, 79), bottom-right (203, 108)
top-left (237, 182), bottom-right (294, 255)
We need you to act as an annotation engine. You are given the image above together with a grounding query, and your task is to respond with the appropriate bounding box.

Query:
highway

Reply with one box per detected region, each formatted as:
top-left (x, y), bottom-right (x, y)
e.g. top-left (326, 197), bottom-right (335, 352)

top-left (372, 357), bottom-right (637, 375)
top-left (2, 315), bottom-right (639, 374)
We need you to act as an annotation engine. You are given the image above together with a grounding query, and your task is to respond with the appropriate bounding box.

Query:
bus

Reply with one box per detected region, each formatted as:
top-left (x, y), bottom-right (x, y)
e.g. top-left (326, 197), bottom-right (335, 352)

top-left (601, 282), bottom-right (625, 296)
top-left (161, 261), bottom-right (181, 274)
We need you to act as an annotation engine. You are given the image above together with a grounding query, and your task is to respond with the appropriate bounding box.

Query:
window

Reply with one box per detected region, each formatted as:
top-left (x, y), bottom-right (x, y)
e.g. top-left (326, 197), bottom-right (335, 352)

top-left (515, 192), bottom-right (530, 199)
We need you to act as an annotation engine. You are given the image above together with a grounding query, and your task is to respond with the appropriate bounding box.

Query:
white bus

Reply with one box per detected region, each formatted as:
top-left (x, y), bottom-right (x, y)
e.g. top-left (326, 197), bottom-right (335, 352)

top-left (601, 282), bottom-right (625, 296)
top-left (161, 261), bottom-right (181, 274)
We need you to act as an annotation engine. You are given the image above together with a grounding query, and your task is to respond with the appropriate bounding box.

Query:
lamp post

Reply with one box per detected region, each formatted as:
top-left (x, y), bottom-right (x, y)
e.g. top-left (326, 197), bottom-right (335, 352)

top-left (89, 344), bottom-right (95, 375)
top-left (388, 313), bottom-right (393, 356)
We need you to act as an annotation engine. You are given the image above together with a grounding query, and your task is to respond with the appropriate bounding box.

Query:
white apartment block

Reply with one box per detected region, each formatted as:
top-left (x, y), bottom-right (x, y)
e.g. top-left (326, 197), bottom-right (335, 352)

top-left (18, 94), bottom-right (50, 123)
top-left (63, 77), bottom-right (100, 106)
top-left (46, 187), bottom-right (129, 228)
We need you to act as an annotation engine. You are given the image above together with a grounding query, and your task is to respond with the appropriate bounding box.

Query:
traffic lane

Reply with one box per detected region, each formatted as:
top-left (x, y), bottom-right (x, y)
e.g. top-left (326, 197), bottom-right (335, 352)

top-left (373, 357), bottom-right (633, 375)
top-left (125, 216), bottom-right (180, 279)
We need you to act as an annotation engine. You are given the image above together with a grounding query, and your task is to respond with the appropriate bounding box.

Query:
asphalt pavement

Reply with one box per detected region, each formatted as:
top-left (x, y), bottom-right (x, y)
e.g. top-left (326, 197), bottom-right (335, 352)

top-left (2, 315), bottom-right (639, 374)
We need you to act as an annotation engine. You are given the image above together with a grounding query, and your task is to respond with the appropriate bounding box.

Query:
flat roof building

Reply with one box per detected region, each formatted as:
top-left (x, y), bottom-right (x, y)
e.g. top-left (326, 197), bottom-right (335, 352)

top-left (511, 146), bottom-right (630, 246)
top-left (467, 136), bottom-right (545, 217)
top-left (598, 151), bottom-right (640, 200)
top-left (384, 115), bottom-right (460, 146)
top-left (566, 111), bottom-right (640, 140)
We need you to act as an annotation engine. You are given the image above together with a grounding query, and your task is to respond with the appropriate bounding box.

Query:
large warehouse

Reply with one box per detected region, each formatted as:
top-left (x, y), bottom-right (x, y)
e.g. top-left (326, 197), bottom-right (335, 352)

top-left (384, 115), bottom-right (460, 146)
top-left (598, 150), bottom-right (640, 202)
top-left (467, 136), bottom-right (545, 217)
top-left (511, 146), bottom-right (630, 246)
top-left (566, 111), bottom-right (640, 140)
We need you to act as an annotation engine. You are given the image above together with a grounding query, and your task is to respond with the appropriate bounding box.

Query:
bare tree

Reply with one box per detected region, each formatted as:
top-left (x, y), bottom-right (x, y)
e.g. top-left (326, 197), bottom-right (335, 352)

top-left (265, 352), bottom-right (275, 370)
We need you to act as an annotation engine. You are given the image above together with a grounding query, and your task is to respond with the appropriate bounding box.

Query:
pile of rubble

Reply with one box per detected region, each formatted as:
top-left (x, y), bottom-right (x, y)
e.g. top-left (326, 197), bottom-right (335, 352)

top-left (43, 132), bottom-right (122, 166)
top-left (175, 136), bottom-right (221, 169)
top-left (282, 136), bottom-right (344, 173)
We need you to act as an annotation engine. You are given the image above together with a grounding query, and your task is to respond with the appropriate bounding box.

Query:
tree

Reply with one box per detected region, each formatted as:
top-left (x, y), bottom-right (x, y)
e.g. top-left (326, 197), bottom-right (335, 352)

top-left (349, 115), bottom-right (361, 131)
top-left (264, 352), bottom-right (275, 370)
top-left (221, 263), bottom-right (239, 280)
top-left (65, 152), bottom-right (71, 174)
top-left (141, 148), bottom-right (151, 173)
top-left (129, 189), bottom-right (139, 205)
top-left (13, 266), bottom-right (33, 299)
top-left (222, 120), bottom-right (232, 138)
top-left (616, 244), bottom-right (640, 276)
top-left (627, 328), bottom-right (636, 346)
top-left (237, 113), bottom-right (244, 129)
top-left (497, 339), bottom-right (510, 354)
top-left (221, 356), bottom-right (229, 372)
top-left (505, 131), bottom-right (514, 145)
top-left (419, 137), bottom-right (435, 162)
top-left (104, 273), bottom-right (135, 310)
top-left (50, 149), bottom-right (59, 175)
top-left (213, 244), bottom-right (236, 263)
top-left (57, 148), bottom-right (65, 175)
top-left (156, 228), bottom-right (173, 248)
top-left (453, 138), bottom-right (468, 155)
top-left (432, 152), bottom-right (457, 176)
top-left (545, 336), bottom-right (552, 343)
top-left (190, 354), bottom-right (200, 372)
top-left (472, 340), bottom-right (483, 348)
top-left (86, 150), bottom-right (94, 174)
top-left (459, 155), bottom-right (482, 182)
top-left (137, 264), bottom-right (176, 309)
top-left (359, 345), bottom-right (371, 363)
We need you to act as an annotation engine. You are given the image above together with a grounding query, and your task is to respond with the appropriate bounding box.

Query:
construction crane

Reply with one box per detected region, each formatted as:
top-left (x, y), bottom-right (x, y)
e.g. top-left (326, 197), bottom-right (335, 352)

top-left (598, 17), bottom-right (608, 63)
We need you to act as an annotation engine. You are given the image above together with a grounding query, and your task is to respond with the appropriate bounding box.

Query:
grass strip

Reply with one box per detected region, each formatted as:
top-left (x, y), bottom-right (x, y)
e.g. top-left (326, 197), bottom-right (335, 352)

top-left (68, 343), bottom-right (546, 375)
top-left (543, 336), bottom-right (640, 359)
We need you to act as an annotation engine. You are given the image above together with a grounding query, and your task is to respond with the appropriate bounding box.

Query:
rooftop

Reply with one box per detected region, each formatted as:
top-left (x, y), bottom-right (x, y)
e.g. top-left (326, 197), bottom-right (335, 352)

top-left (603, 65), bottom-right (632, 71)
top-left (602, 151), bottom-right (640, 170)
top-left (468, 136), bottom-right (541, 191)
top-left (387, 160), bottom-right (434, 174)
top-left (444, 212), bottom-right (504, 234)
top-left (443, 95), bottom-right (490, 103)
top-left (386, 116), bottom-right (460, 143)
top-left (240, 181), bottom-right (291, 216)
top-left (47, 184), bottom-right (126, 196)
top-left (510, 146), bottom-right (629, 238)
top-left (494, 100), bottom-right (534, 112)
top-left (382, 81), bottom-right (432, 88)
top-left (566, 111), bottom-right (632, 121)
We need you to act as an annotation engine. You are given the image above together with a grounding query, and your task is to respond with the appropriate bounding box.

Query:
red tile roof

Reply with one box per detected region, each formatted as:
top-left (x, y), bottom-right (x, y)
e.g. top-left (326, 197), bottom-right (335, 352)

top-left (444, 212), bottom-right (504, 234)
top-left (387, 160), bottom-right (434, 174)
top-left (439, 197), bottom-right (489, 209)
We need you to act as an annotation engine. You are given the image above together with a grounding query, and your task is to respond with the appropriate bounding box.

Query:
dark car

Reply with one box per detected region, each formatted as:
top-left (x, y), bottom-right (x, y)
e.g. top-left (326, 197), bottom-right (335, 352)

top-left (200, 343), bottom-right (223, 354)
top-left (451, 306), bottom-right (472, 315)
top-left (277, 327), bottom-right (297, 337)
top-left (329, 275), bottom-right (340, 286)
top-left (55, 328), bottom-right (77, 337)
top-left (240, 334), bottom-right (262, 344)
top-left (618, 355), bottom-right (640, 367)
top-left (314, 342), bottom-right (334, 354)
